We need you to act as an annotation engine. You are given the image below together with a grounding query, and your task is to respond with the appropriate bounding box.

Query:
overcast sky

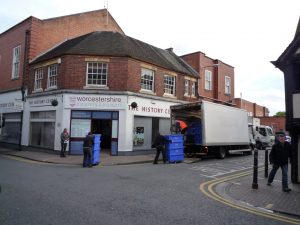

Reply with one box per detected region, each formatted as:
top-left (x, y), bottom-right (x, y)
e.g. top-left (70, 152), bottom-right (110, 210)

top-left (1, 0), bottom-right (299, 115)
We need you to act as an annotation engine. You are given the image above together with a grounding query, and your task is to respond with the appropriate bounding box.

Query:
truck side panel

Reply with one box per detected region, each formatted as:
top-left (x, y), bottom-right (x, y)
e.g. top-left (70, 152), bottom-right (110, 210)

top-left (202, 101), bottom-right (249, 146)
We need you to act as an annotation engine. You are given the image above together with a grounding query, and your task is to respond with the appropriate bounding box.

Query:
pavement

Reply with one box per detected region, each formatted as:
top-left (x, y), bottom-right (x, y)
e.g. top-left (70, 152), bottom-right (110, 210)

top-left (0, 147), bottom-right (300, 219)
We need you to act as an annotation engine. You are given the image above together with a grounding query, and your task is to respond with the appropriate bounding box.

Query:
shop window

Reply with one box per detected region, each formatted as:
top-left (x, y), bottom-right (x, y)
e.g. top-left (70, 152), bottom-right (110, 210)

top-left (0, 113), bottom-right (21, 144)
top-left (86, 62), bottom-right (108, 86)
top-left (30, 122), bottom-right (55, 148)
top-left (30, 111), bottom-right (56, 148)
top-left (71, 111), bottom-right (91, 119)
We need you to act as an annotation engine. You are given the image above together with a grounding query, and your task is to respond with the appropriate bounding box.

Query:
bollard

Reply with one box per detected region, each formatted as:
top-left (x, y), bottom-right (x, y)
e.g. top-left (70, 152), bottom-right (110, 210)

top-left (265, 149), bottom-right (268, 178)
top-left (252, 148), bottom-right (258, 189)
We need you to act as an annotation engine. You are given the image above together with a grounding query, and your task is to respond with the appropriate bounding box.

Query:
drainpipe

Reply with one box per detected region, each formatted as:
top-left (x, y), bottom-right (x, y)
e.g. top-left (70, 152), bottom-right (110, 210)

top-left (18, 30), bottom-right (30, 150)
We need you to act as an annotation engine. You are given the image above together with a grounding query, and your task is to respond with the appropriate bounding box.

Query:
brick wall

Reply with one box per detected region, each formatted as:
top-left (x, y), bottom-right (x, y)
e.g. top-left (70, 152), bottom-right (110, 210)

top-left (29, 55), bottom-right (195, 101)
top-left (0, 18), bottom-right (32, 90)
top-left (0, 9), bottom-right (124, 92)
top-left (260, 116), bottom-right (286, 133)
top-left (181, 52), bottom-right (234, 103)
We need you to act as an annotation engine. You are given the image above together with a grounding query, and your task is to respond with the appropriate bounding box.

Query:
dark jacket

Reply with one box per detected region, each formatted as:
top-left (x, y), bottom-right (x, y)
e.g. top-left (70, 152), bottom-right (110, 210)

top-left (83, 134), bottom-right (94, 148)
top-left (153, 134), bottom-right (166, 148)
top-left (269, 141), bottom-right (291, 166)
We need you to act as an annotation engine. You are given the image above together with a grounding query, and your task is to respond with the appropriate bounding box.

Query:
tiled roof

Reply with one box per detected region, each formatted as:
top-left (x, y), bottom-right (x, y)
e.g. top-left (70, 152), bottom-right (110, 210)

top-left (31, 31), bottom-right (199, 78)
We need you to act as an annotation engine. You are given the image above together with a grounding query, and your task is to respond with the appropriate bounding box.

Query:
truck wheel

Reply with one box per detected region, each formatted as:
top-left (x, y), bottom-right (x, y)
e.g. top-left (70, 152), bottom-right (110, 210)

top-left (216, 147), bottom-right (226, 159)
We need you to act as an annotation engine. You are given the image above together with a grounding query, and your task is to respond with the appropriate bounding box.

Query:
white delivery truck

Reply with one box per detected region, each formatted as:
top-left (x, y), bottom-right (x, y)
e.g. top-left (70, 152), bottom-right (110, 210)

top-left (170, 100), bottom-right (252, 159)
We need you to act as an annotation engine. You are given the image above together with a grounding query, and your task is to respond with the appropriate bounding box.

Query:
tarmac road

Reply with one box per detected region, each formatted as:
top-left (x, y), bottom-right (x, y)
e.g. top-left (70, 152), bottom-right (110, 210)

top-left (0, 152), bottom-right (295, 225)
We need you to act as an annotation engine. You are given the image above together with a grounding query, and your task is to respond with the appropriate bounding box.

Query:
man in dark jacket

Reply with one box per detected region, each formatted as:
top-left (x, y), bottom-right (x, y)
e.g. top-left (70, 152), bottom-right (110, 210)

top-left (267, 132), bottom-right (292, 192)
top-left (83, 132), bottom-right (94, 168)
top-left (153, 132), bottom-right (167, 164)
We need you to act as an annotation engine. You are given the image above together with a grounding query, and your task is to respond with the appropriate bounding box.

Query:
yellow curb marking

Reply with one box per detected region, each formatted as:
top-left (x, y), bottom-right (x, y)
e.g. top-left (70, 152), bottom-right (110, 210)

top-left (200, 169), bottom-right (300, 225)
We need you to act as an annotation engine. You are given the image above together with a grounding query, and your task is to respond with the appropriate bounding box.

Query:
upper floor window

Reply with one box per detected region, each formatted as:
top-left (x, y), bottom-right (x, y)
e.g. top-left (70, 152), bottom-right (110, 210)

top-left (47, 64), bottom-right (58, 89)
top-left (34, 68), bottom-right (43, 91)
top-left (191, 81), bottom-right (196, 96)
top-left (12, 45), bottom-right (21, 79)
top-left (184, 80), bottom-right (189, 95)
top-left (164, 75), bottom-right (175, 96)
top-left (86, 62), bottom-right (108, 86)
top-left (205, 70), bottom-right (212, 90)
top-left (225, 76), bottom-right (231, 95)
top-left (141, 68), bottom-right (154, 92)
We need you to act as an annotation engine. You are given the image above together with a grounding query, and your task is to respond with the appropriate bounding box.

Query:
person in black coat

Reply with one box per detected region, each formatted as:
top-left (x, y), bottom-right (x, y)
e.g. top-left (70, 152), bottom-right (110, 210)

top-left (267, 132), bottom-right (292, 192)
top-left (153, 132), bottom-right (167, 164)
top-left (83, 132), bottom-right (94, 168)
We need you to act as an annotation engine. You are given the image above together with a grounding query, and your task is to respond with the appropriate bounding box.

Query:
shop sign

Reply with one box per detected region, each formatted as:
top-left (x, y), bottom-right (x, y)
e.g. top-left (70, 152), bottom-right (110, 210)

top-left (28, 97), bottom-right (57, 107)
top-left (0, 101), bottom-right (23, 111)
top-left (65, 95), bottom-right (127, 109)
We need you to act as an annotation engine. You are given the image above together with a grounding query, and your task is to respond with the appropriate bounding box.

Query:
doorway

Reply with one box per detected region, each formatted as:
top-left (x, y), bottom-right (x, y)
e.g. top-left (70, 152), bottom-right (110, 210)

top-left (91, 119), bottom-right (112, 151)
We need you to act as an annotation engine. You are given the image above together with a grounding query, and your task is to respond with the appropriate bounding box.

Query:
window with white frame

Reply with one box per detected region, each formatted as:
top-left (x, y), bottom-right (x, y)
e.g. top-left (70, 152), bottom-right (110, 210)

top-left (47, 64), bottom-right (58, 88)
top-left (225, 76), bottom-right (231, 94)
top-left (191, 81), bottom-right (196, 96)
top-left (12, 45), bottom-right (21, 79)
top-left (205, 70), bottom-right (212, 90)
top-left (164, 75), bottom-right (175, 95)
top-left (141, 68), bottom-right (154, 91)
top-left (86, 62), bottom-right (108, 86)
top-left (184, 80), bottom-right (189, 95)
top-left (34, 68), bottom-right (43, 90)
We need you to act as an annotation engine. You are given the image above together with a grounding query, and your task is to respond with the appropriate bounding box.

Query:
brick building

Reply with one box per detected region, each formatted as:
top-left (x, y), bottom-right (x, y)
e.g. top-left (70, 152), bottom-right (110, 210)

top-left (181, 51), bottom-right (234, 104)
top-left (0, 9), bottom-right (124, 147)
top-left (233, 98), bottom-right (269, 117)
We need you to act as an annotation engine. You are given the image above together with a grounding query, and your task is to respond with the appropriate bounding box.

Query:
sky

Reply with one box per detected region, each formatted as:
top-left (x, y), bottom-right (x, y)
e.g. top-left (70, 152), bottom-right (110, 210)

top-left (1, 0), bottom-right (299, 116)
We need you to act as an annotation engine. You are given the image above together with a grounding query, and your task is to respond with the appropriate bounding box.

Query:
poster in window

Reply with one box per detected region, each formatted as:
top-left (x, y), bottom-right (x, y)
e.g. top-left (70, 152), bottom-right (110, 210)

top-left (71, 119), bottom-right (91, 137)
top-left (133, 127), bottom-right (144, 146)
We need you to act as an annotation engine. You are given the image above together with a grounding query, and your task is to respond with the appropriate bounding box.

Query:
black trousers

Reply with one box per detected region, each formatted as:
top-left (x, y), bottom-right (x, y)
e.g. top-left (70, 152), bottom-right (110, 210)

top-left (83, 147), bottom-right (92, 167)
top-left (154, 146), bottom-right (167, 163)
top-left (60, 142), bottom-right (67, 156)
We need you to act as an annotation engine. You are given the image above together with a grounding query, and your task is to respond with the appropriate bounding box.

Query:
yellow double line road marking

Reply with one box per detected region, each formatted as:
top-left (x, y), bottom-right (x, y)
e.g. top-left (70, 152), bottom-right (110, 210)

top-left (200, 170), bottom-right (300, 224)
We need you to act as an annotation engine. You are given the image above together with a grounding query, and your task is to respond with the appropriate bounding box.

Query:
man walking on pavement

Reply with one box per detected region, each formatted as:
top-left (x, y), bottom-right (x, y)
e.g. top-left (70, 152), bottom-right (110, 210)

top-left (267, 132), bottom-right (292, 192)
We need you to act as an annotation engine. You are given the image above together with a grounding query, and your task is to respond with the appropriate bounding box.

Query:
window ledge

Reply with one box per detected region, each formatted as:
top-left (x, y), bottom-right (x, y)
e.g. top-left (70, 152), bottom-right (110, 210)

top-left (139, 89), bottom-right (156, 95)
top-left (45, 86), bottom-right (57, 91)
top-left (163, 93), bottom-right (177, 99)
top-left (184, 94), bottom-right (190, 97)
top-left (83, 85), bottom-right (109, 90)
top-left (32, 88), bottom-right (43, 93)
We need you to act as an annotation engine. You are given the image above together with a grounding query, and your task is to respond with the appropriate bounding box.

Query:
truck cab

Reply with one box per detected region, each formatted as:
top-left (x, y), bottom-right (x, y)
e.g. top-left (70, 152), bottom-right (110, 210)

top-left (253, 125), bottom-right (275, 149)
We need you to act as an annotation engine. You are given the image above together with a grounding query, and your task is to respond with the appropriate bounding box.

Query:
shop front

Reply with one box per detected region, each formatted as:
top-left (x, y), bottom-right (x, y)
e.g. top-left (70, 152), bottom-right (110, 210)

top-left (127, 96), bottom-right (180, 153)
top-left (0, 90), bottom-right (24, 145)
top-left (23, 93), bottom-right (182, 155)
top-left (64, 94), bottom-right (127, 155)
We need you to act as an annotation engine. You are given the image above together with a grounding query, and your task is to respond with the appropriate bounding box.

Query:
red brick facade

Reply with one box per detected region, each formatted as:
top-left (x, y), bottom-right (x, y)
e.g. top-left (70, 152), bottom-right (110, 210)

top-left (260, 116), bottom-right (286, 133)
top-left (0, 9), bottom-right (124, 91)
top-left (233, 98), bottom-right (269, 117)
top-left (181, 51), bottom-right (234, 103)
top-left (29, 55), bottom-right (197, 101)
